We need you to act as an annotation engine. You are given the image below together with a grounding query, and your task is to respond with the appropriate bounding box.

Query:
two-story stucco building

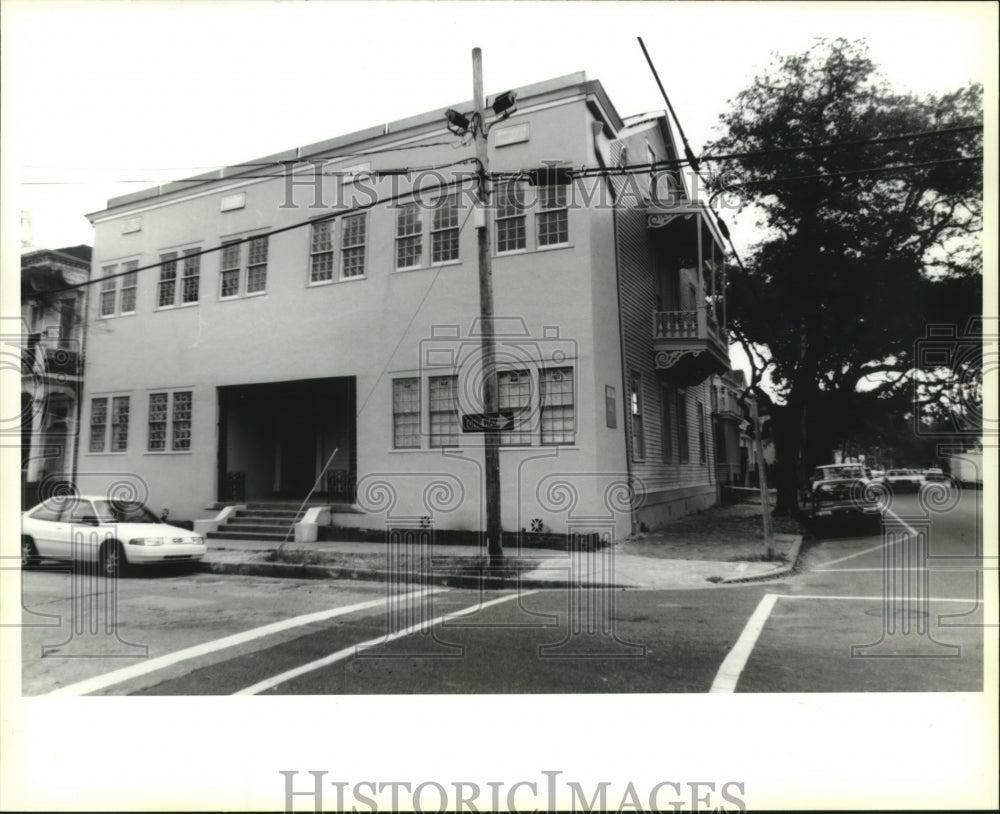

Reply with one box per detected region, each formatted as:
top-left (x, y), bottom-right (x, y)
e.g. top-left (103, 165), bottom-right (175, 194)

top-left (80, 72), bottom-right (731, 543)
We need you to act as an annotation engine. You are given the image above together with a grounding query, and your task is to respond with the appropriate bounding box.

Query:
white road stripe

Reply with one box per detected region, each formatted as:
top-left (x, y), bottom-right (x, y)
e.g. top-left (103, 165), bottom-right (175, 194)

top-left (710, 593), bottom-right (778, 693)
top-left (236, 590), bottom-right (537, 695)
top-left (777, 594), bottom-right (980, 602)
top-left (43, 588), bottom-right (443, 697)
top-left (814, 509), bottom-right (922, 570)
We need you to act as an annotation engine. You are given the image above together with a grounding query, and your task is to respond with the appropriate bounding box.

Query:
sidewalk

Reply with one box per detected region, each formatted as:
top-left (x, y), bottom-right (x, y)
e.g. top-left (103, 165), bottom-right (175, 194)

top-left (201, 502), bottom-right (805, 590)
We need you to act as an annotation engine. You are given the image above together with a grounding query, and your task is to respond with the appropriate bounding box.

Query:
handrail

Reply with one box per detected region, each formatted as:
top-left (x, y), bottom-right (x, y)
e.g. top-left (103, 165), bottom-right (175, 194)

top-left (276, 447), bottom-right (339, 553)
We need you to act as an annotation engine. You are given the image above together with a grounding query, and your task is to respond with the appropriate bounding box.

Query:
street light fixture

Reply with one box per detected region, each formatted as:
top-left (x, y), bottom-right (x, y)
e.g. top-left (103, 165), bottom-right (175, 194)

top-left (491, 90), bottom-right (517, 120)
top-left (445, 108), bottom-right (471, 134)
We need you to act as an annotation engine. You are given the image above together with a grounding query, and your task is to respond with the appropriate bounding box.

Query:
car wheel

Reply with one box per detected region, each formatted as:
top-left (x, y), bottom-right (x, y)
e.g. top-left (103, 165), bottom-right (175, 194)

top-left (99, 541), bottom-right (127, 578)
top-left (21, 536), bottom-right (39, 569)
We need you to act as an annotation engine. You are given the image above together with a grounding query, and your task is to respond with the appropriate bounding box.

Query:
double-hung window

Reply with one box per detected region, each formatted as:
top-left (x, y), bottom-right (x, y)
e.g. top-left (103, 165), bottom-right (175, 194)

top-left (429, 375), bottom-right (459, 448)
top-left (396, 203), bottom-right (423, 270)
top-left (158, 252), bottom-right (178, 307)
top-left (498, 370), bottom-right (531, 446)
top-left (537, 185), bottom-right (568, 247)
top-left (148, 391), bottom-right (193, 452)
top-left (182, 250), bottom-right (200, 303)
top-left (99, 262), bottom-right (138, 317)
top-left (676, 389), bottom-right (690, 463)
top-left (91, 396), bottom-right (130, 452)
top-left (220, 242), bottom-right (242, 298)
top-left (341, 214), bottom-right (366, 278)
top-left (496, 182), bottom-right (526, 253)
top-left (220, 237), bottom-right (268, 298)
top-left (392, 378), bottom-right (420, 449)
top-left (119, 262), bottom-right (138, 314)
top-left (310, 222), bottom-right (335, 282)
top-left (540, 367), bottom-right (575, 445)
top-left (99, 266), bottom-right (117, 317)
top-left (629, 371), bottom-right (645, 460)
top-left (247, 237), bottom-right (268, 293)
top-left (431, 195), bottom-right (460, 263)
top-left (697, 400), bottom-right (707, 463)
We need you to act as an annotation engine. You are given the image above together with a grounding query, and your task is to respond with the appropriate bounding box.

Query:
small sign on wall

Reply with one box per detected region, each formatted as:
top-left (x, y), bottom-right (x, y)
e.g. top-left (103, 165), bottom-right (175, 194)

top-left (605, 385), bottom-right (617, 428)
top-left (122, 217), bottom-right (142, 234)
top-left (494, 122), bottom-right (529, 147)
top-left (221, 192), bottom-right (247, 212)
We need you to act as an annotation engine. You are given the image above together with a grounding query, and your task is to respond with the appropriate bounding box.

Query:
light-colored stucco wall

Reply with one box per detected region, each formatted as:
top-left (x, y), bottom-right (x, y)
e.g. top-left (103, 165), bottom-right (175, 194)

top-left (79, 80), bottom-right (635, 537)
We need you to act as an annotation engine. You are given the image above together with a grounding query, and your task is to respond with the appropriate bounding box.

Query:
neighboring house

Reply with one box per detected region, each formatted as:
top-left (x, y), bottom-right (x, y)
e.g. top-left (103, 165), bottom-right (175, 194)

top-left (711, 369), bottom-right (753, 486)
top-left (21, 246), bottom-right (92, 507)
top-left (80, 72), bottom-right (731, 540)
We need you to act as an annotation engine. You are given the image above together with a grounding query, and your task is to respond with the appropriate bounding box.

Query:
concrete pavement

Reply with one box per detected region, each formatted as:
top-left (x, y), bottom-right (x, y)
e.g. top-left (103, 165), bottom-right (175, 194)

top-left (200, 532), bottom-right (803, 589)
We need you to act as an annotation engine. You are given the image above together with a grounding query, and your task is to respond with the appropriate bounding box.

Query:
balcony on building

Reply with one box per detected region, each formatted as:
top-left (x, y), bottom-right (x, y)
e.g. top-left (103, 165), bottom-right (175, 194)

top-left (648, 201), bottom-right (730, 385)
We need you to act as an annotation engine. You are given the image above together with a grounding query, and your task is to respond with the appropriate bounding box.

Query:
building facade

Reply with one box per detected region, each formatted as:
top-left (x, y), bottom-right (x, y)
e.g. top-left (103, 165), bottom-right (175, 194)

top-left (80, 73), bottom-right (730, 540)
top-left (20, 246), bottom-right (92, 507)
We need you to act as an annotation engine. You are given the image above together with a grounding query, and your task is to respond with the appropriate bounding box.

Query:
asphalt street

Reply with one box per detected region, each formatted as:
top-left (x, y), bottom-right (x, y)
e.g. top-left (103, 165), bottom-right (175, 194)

top-left (18, 486), bottom-right (986, 696)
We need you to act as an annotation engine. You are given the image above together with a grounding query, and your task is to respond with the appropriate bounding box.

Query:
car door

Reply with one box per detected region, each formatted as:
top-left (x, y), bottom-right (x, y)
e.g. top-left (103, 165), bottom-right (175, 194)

top-left (58, 497), bottom-right (104, 563)
top-left (25, 498), bottom-right (68, 559)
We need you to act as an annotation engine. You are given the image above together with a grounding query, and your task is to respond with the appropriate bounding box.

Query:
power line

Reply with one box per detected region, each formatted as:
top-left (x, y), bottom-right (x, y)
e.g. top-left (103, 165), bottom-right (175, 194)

top-left (24, 176), bottom-right (476, 301)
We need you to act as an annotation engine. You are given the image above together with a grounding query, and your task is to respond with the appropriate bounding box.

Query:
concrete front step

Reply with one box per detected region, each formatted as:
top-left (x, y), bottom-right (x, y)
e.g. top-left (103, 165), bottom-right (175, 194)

top-left (221, 523), bottom-right (294, 534)
top-left (207, 530), bottom-right (290, 542)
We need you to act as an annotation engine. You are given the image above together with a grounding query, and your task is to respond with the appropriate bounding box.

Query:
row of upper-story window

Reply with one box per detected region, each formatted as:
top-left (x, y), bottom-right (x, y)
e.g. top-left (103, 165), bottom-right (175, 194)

top-left (96, 184), bottom-right (570, 318)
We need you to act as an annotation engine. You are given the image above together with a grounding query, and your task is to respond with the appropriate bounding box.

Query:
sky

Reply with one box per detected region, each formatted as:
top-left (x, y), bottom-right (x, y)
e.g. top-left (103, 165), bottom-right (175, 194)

top-left (3, 1), bottom-right (995, 255)
top-left (1, 3), bottom-right (997, 810)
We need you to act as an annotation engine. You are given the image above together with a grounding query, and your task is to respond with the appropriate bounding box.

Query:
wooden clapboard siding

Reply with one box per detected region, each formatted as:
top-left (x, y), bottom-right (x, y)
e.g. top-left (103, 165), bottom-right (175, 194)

top-left (609, 134), bottom-right (718, 506)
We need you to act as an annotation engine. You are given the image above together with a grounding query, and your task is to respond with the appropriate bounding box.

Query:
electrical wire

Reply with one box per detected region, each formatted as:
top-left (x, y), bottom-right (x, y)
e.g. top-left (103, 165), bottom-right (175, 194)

top-left (25, 176), bottom-right (477, 300)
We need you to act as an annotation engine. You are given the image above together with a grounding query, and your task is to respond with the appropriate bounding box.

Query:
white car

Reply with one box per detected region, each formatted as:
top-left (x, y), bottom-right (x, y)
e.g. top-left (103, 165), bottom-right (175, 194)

top-left (880, 469), bottom-right (925, 492)
top-left (22, 495), bottom-right (206, 577)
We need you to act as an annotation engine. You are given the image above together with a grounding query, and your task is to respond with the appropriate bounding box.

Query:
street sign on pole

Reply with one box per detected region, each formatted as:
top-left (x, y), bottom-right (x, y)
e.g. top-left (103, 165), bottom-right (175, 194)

top-left (462, 411), bottom-right (515, 433)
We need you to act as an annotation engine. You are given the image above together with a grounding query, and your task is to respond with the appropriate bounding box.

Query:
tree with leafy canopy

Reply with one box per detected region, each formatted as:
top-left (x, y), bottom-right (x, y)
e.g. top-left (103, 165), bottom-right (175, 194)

top-left (705, 38), bottom-right (983, 514)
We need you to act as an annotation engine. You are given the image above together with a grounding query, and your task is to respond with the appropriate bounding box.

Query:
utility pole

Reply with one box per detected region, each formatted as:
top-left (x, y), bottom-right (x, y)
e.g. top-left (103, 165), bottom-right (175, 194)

top-left (471, 47), bottom-right (503, 568)
top-left (750, 396), bottom-right (774, 559)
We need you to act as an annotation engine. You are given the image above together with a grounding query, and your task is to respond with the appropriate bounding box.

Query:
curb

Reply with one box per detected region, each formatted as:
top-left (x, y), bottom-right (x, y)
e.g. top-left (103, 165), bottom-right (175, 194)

top-left (714, 534), bottom-right (804, 584)
top-left (202, 559), bottom-right (622, 591)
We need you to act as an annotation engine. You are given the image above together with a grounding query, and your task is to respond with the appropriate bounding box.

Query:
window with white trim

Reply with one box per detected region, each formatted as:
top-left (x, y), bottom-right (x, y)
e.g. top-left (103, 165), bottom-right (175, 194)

top-left (247, 237), bottom-right (268, 293)
top-left (182, 250), bottom-right (200, 303)
top-left (431, 194), bottom-right (460, 263)
top-left (496, 182), bottom-right (526, 252)
top-left (310, 221), bottom-right (334, 282)
top-left (429, 375), bottom-right (459, 448)
top-left (676, 389), bottom-right (690, 463)
top-left (541, 367), bottom-right (575, 445)
top-left (392, 378), bottom-right (420, 449)
top-left (498, 370), bottom-right (531, 446)
top-left (99, 266), bottom-right (117, 316)
top-left (158, 252), bottom-right (178, 307)
top-left (89, 397), bottom-right (108, 452)
top-left (697, 399), bottom-right (707, 463)
top-left (629, 370), bottom-right (645, 460)
top-left (120, 262), bottom-right (138, 314)
top-left (220, 237), bottom-right (268, 298)
top-left (220, 242), bottom-right (241, 298)
top-left (111, 396), bottom-right (130, 451)
top-left (537, 184), bottom-right (568, 246)
top-left (148, 390), bottom-right (192, 452)
top-left (396, 203), bottom-right (423, 270)
top-left (341, 214), bottom-right (366, 278)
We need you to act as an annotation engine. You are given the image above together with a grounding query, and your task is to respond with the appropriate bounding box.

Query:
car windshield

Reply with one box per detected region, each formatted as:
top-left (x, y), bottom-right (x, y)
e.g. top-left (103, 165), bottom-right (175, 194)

top-left (815, 466), bottom-right (863, 480)
top-left (92, 500), bottom-right (160, 524)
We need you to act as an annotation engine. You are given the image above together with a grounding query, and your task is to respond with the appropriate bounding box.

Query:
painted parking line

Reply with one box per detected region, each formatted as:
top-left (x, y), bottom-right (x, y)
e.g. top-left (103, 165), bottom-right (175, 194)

top-left (43, 588), bottom-right (444, 697)
top-left (813, 509), bottom-right (921, 571)
top-left (709, 593), bottom-right (778, 694)
top-left (236, 590), bottom-right (537, 695)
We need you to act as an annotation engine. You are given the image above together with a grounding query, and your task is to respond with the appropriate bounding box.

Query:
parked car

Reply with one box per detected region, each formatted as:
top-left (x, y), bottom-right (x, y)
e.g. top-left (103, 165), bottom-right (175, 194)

top-left (805, 464), bottom-right (882, 527)
top-left (880, 469), bottom-right (925, 492)
top-left (923, 467), bottom-right (948, 483)
top-left (21, 495), bottom-right (206, 576)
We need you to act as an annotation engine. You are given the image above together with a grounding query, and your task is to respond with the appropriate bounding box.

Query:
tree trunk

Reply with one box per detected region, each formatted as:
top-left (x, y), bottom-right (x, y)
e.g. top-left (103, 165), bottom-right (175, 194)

top-left (770, 402), bottom-right (804, 516)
